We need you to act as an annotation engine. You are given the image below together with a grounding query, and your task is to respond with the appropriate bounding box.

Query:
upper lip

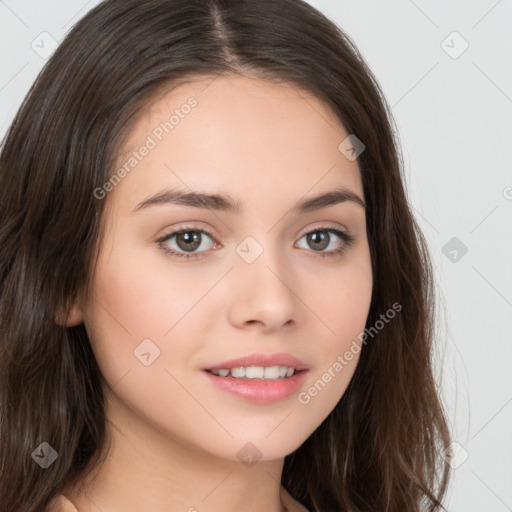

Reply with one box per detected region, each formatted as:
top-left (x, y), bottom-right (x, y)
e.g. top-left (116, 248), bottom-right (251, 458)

top-left (203, 352), bottom-right (309, 371)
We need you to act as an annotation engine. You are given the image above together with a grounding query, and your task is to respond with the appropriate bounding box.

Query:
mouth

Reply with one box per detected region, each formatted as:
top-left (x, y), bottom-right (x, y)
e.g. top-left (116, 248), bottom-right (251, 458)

top-left (202, 367), bottom-right (309, 403)
top-left (204, 366), bottom-right (307, 380)
top-left (203, 352), bottom-right (309, 374)
top-left (201, 353), bottom-right (310, 403)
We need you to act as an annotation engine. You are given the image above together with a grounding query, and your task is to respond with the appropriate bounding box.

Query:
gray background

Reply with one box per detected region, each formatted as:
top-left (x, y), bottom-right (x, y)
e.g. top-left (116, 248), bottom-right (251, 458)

top-left (1, 1), bottom-right (511, 510)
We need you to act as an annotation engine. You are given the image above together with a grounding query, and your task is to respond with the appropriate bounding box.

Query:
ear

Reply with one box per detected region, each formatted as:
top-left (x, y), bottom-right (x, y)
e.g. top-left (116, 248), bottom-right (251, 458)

top-left (55, 301), bottom-right (84, 327)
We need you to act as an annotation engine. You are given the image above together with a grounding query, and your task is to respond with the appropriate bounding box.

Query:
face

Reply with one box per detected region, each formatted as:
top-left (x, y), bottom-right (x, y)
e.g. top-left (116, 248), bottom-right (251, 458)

top-left (69, 74), bottom-right (372, 462)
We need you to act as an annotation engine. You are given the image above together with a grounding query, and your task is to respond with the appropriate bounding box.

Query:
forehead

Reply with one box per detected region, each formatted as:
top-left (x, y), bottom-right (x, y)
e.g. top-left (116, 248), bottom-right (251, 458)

top-left (111, 74), bottom-right (364, 212)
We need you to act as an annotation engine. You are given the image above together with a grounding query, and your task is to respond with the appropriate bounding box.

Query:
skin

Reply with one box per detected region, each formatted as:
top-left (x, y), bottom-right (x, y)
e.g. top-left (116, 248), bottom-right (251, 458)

top-left (62, 74), bottom-right (373, 512)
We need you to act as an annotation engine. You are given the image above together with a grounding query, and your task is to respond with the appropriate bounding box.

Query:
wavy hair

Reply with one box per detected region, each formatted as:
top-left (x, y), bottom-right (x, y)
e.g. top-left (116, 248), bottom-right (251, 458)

top-left (0, 0), bottom-right (451, 510)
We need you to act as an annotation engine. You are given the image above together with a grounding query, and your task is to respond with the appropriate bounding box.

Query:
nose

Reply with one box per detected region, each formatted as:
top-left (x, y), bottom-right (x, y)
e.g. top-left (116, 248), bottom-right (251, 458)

top-left (226, 241), bottom-right (299, 332)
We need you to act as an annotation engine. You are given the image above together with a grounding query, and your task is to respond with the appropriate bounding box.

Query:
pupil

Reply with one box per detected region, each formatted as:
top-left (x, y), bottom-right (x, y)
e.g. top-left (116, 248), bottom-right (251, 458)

top-left (308, 231), bottom-right (328, 251)
top-left (177, 231), bottom-right (201, 251)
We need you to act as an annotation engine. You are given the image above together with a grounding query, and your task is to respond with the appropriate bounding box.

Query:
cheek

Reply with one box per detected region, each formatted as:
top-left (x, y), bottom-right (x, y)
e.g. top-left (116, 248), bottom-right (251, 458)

top-left (294, 257), bottom-right (372, 419)
top-left (81, 253), bottom-right (208, 429)
top-left (85, 248), bottom-right (204, 341)
top-left (82, 252), bottom-right (183, 383)
top-left (308, 255), bottom-right (373, 350)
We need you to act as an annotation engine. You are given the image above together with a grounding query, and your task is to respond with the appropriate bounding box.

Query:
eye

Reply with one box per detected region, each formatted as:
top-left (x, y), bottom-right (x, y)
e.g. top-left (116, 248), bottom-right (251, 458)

top-left (295, 225), bottom-right (355, 259)
top-left (156, 226), bottom-right (217, 261)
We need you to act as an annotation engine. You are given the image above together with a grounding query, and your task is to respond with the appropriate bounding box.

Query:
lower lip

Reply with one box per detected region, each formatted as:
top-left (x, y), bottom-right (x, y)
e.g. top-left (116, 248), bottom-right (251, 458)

top-left (202, 370), bottom-right (309, 403)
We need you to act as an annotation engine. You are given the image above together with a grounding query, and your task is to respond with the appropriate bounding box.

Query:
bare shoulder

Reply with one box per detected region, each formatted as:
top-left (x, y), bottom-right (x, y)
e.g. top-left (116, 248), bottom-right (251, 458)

top-left (46, 494), bottom-right (80, 512)
top-left (281, 487), bottom-right (311, 512)
top-left (48, 489), bottom-right (306, 512)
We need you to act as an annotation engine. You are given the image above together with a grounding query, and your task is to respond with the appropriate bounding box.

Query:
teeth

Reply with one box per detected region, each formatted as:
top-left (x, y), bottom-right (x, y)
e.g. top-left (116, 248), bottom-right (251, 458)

top-left (230, 367), bottom-right (245, 378)
top-left (209, 365), bottom-right (297, 379)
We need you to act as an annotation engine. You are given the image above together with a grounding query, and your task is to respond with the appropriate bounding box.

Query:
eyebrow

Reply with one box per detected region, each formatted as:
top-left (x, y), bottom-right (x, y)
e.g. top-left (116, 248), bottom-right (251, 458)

top-left (132, 187), bottom-right (366, 215)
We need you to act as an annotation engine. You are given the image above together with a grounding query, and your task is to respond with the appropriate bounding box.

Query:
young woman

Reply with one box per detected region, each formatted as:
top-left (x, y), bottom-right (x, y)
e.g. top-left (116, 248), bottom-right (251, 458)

top-left (0, 1), bottom-right (451, 511)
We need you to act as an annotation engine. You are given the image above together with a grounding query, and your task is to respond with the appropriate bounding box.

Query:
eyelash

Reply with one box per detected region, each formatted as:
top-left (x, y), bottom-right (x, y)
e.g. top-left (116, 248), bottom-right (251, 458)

top-left (155, 224), bottom-right (355, 261)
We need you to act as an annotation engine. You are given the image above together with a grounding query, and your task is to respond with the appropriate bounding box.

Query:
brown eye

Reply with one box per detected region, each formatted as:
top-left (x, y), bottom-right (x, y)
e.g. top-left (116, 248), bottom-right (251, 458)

top-left (305, 231), bottom-right (330, 251)
top-left (296, 227), bottom-right (355, 259)
top-left (156, 227), bottom-right (217, 260)
top-left (175, 231), bottom-right (202, 252)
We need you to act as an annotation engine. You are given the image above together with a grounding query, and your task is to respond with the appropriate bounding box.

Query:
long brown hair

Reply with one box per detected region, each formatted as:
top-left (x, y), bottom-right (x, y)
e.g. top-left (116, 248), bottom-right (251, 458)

top-left (0, 0), bottom-right (451, 510)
